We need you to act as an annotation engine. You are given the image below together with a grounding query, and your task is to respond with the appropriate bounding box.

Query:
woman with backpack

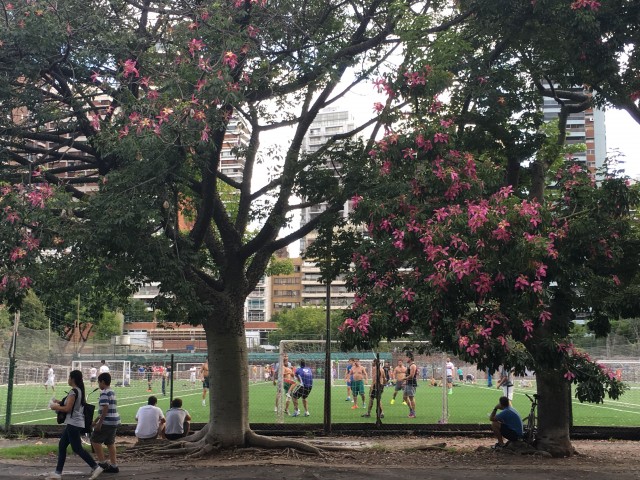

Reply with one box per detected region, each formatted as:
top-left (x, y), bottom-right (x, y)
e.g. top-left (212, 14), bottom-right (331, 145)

top-left (47, 369), bottom-right (103, 480)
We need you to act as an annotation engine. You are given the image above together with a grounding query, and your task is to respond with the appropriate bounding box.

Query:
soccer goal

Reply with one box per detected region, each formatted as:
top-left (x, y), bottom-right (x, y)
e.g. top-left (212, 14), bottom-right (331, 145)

top-left (276, 339), bottom-right (447, 423)
top-left (0, 358), bottom-right (71, 425)
top-left (72, 359), bottom-right (131, 388)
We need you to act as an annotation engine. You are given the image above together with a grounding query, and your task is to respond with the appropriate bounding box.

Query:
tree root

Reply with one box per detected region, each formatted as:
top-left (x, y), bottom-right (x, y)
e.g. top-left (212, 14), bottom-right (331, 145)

top-left (184, 422), bottom-right (209, 443)
top-left (245, 430), bottom-right (322, 455)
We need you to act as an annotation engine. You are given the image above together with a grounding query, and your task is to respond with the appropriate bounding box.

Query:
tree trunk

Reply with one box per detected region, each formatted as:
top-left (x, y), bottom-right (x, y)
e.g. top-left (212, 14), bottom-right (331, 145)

top-left (535, 369), bottom-right (574, 457)
top-left (203, 320), bottom-right (250, 448)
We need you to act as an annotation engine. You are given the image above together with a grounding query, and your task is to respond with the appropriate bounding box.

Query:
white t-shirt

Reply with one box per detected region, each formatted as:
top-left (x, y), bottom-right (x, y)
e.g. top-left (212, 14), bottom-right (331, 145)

top-left (189, 367), bottom-right (197, 381)
top-left (45, 368), bottom-right (55, 386)
top-left (446, 362), bottom-right (455, 377)
top-left (135, 405), bottom-right (165, 439)
top-left (99, 365), bottom-right (110, 374)
top-left (90, 367), bottom-right (98, 378)
top-left (165, 408), bottom-right (189, 435)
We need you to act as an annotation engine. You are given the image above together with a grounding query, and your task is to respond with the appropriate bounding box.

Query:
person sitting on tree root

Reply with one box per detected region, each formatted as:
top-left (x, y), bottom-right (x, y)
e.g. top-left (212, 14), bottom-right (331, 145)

top-left (489, 396), bottom-right (523, 449)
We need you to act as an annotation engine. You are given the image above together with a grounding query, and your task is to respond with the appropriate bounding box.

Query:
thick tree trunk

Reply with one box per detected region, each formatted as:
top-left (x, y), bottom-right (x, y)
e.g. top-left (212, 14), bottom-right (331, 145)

top-left (535, 369), bottom-right (574, 457)
top-left (203, 324), bottom-right (250, 448)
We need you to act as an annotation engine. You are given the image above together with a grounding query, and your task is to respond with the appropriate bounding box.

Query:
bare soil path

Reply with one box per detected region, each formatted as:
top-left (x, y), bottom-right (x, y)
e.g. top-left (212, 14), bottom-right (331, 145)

top-left (1, 435), bottom-right (638, 479)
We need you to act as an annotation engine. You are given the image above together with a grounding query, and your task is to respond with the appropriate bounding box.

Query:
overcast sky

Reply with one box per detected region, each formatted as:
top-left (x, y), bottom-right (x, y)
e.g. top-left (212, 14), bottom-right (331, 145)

top-left (605, 108), bottom-right (640, 178)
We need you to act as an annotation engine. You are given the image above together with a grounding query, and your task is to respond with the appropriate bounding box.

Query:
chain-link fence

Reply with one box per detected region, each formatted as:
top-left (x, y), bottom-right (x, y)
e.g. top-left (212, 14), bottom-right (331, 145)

top-left (2, 326), bottom-right (639, 436)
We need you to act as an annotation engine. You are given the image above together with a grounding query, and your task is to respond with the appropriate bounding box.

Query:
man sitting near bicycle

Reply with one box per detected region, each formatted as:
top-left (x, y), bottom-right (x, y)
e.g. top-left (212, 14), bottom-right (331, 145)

top-left (489, 396), bottom-right (523, 449)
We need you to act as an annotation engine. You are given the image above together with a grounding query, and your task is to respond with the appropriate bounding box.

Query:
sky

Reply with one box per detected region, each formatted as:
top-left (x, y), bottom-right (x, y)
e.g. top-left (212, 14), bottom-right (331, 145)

top-left (604, 109), bottom-right (640, 179)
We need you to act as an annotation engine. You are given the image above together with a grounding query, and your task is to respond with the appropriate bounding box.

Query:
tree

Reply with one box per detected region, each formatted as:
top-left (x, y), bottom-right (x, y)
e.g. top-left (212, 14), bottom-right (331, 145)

top-left (268, 307), bottom-right (343, 345)
top-left (339, 110), bottom-right (640, 456)
top-left (0, 0), bottom-right (470, 453)
top-left (19, 290), bottom-right (48, 330)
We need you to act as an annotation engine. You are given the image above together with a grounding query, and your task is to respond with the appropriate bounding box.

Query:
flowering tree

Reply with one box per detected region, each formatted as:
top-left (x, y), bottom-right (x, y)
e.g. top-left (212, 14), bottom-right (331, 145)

top-left (340, 106), bottom-right (640, 454)
top-left (0, 0), bottom-right (484, 453)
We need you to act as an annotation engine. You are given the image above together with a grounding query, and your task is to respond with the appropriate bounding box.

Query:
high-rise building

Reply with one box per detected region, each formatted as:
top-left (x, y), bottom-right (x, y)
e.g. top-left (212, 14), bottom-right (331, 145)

top-left (299, 107), bottom-right (357, 310)
top-left (542, 88), bottom-right (607, 172)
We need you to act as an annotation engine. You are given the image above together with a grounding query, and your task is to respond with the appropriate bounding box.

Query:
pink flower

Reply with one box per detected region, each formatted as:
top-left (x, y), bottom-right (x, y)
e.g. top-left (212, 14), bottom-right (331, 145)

top-left (466, 343), bottom-right (480, 356)
top-left (223, 51), bottom-right (238, 69)
top-left (351, 194), bottom-right (363, 208)
top-left (612, 275), bottom-right (621, 286)
top-left (247, 25), bottom-right (259, 38)
top-left (458, 336), bottom-right (469, 348)
top-left (5, 211), bottom-right (20, 224)
top-left (433, 132), bottom-right (448, 144)
top-left (531, 280), bottom-right (543, 293)
top-left (91, 71), bottom-right (100, 83)
top-left (523, 320), bottom-right (534, 333)
top-left (342, 318), bottom-right (356, 332)
top-left (19, 277), bottom-right (31, 289)
top-left (373, 102), bottom-right (384, 112)
top-left (188, 38), bottom-right (205, 56)
top-left (200, 124), bottom-right (210, 142)
top-left (122, 59), bottom-right (139, 78)
top-left (539, 310), bottom-right (552, 324)
top-left (10, 247), bottom-right (27, 262)
top-left (514, 275), bottom-right (529, 291)
top-left (564, 370), bottom-right (576, 381)
top-left (396, 309), bottom-right (409, 323)
top-left (571, 0), bottom-right (600, 10)
top-left (401, 288), bottom-right (415, 302)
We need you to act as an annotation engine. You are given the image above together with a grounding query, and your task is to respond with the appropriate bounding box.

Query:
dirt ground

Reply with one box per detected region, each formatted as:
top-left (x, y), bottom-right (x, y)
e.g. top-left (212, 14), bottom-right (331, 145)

top-left (1, 435), bottom-right (639, 479)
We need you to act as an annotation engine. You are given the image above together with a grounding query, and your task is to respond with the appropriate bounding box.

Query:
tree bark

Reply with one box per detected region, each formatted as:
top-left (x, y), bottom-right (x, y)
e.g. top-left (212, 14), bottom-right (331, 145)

top-left (535, 369), bottom-right (574, 457)
top-left (203, 322), bottom-right (250, 448)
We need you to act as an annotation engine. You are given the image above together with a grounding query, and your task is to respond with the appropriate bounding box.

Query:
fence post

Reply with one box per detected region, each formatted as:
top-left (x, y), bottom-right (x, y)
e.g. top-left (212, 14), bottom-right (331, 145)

top-left (324, 276), bottom-right (332, 434)
top-left (4, 311), bottom-right (20, 432)
top-left (170, 354), bottom-right (175, 404)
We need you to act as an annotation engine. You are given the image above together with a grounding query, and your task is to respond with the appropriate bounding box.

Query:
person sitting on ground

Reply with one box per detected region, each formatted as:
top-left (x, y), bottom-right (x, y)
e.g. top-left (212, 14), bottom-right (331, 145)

top-left (489, 396), bottom-right (523, 449)
top-left (164, 398), bottom-right (191, 441)
top-left (134, 396), bottom-right (165, 442)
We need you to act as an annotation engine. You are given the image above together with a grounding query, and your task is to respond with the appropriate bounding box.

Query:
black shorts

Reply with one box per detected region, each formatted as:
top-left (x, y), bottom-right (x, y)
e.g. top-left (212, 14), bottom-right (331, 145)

top-left (369, 386), bottom-right (384, 399)
top-left (202, 378), bottom-right (210, 389)
top-left (500, 424), bottom-right (520, 442)
top-left (291, 385), bottom-right (312, 399)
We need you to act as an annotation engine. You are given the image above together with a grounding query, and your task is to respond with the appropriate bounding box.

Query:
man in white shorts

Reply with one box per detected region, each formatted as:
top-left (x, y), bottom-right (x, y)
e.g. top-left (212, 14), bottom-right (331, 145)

top-left (497, 366), bottom-right (514, 403)
top-left (44, 365), bottom-right (55, 392)
top-left (90, 366), bottom-right (98, 384)
top-left (189, 366), bottom-right (197, 385)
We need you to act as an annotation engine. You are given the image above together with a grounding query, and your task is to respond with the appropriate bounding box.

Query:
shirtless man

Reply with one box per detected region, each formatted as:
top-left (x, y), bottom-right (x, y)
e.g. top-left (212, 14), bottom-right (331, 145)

top-left (274, 354), bottom-right (294, 413)
top-left (390, 360), bottom-right (407, 405)
top-left (201, 357), bottom-right (209, 407)
top-left (350, 359), bottom-right (368, 409)
top-left (404, 352), bottom-right (418, 418)
top-left (362, 359), bottom-right (387, 418)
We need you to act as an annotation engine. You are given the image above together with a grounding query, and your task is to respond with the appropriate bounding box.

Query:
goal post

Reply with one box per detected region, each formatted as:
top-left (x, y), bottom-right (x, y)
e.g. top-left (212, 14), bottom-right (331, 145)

top-left (71, 359), bottom-right (131, 388)
top-left (275, 339), bottom-right (440, 424)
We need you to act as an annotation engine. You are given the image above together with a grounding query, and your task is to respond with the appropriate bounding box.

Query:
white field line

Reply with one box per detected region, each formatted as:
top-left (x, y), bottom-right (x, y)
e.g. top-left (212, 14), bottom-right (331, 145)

top-left (11, 383), bottom-right (263, 425)
top-left (458, 383), bottom-right (640, 414)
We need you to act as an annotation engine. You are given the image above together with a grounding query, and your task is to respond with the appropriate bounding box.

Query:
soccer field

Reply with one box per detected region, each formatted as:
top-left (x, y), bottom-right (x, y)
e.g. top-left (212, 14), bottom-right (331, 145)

top-left (2, 379), bottom-right (640, 427)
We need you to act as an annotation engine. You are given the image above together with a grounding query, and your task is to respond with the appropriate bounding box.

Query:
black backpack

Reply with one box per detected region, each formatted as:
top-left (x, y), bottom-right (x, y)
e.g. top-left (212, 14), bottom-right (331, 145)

top-left (56, 388), bottom-right (95, 434)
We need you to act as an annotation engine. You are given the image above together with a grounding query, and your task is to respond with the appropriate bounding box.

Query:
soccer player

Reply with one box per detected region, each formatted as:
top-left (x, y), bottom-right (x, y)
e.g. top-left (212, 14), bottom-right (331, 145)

top-left (362, 359), bottom-right (386, 418)
top-left (344, 358), bottom-right (354, 402)
top-left (291, 359), bottom-right (313, 417)
top-left (189, 366), bottom-right (197, 385)
top-left (497, 366), bottom-right (514, 403)
top-left (44, 365), bottom-right (56, 393)
top-left (201, 357), bottom-right (209, 407)
top-left (89, 366), bottom-right (98, 385)
top-left (350, 359), bottom-right (368, 409)
top-left (403, 352), bottom-right (418, 418)
top-left (98, 360), bottom-right (109, 375)
top-left (446, 358), bottom-right (455, 395)
top-left (390, 359), bottom-right (406, 405)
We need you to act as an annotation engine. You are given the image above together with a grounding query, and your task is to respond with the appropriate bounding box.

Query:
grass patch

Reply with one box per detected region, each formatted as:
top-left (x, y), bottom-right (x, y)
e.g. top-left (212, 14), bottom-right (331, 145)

top-left (0, 444), bottom-right (89, 459)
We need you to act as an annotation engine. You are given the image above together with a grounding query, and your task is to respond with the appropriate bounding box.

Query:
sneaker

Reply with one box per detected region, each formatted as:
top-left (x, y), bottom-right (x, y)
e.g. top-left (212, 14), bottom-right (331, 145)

top-left (491, 442), bottom-right (506, 450)
top-left (351, 404), bottom-right (359, 409)
top-left (292, 410), bottom-right (300, 417)
top-left (361, 413), bottom-right (371, 417)
top-left (402, 401), bottom-right (407, 406)
top-left (304, 412), bottom-right (310, 417)
top-left (380, 413), bottom-right (384, 419)
top-left (104, 465), bottom-right (120, 474)
top-left (98, 462), bottom-right (109, 469)
top-left (448, 389), bottom-right (453, 395)
top-left (408, 413), bottom-right (416, 418)
top-left (89, 465), bottom-right (104, 480)
top-left (274, 407), bottom-right (278, 412)
top-left (284, 410), bottom-right (290, 416)
top-left (46, 473), bottom-right (62, 480)
top-left (390, 399), bottom-right (395, 405)
top-left (202, 400), bottom-right (206, 406)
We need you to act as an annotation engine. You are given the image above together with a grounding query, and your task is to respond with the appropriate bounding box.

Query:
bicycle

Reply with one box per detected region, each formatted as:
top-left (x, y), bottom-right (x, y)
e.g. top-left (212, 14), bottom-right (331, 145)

top-left (522, 393), bottom-right (539, 446)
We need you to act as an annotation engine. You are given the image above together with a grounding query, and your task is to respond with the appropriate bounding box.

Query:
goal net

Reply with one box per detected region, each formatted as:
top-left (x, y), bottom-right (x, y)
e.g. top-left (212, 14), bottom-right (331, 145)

top-left (0, 358), bottom-right (71, 425)
top-left (275, 339), bottom-right (449, 423)
top-left (72, 360), bottom-right (131, 388)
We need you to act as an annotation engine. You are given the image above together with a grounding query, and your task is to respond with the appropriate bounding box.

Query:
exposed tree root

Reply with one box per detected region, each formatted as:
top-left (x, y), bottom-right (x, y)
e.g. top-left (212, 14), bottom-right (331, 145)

top-left (245, 430), bottom-right (322, 455)
top-left (184, 422), bottom-right (209, 443)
